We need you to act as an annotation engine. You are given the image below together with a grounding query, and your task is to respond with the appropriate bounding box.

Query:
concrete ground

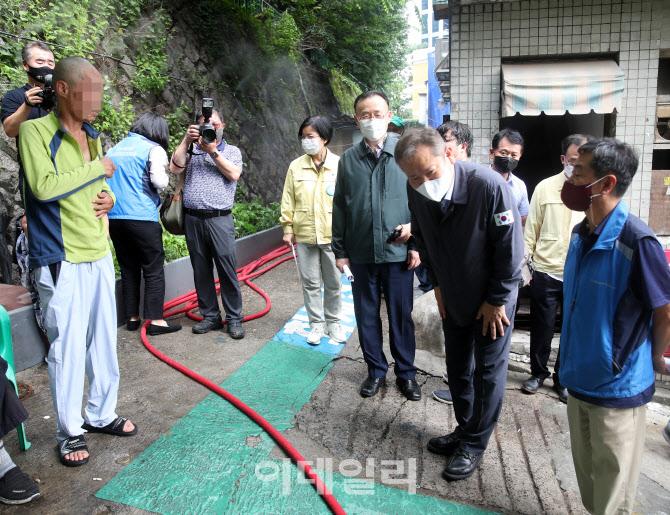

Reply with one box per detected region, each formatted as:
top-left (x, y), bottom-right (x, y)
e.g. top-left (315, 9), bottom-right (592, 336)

top-left (2, 257), bottom-right (670, 514)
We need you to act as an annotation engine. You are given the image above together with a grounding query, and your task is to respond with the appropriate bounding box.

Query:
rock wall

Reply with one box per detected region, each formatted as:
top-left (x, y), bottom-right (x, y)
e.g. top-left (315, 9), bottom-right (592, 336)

top-left (0, 1), bottom-right (350, 283)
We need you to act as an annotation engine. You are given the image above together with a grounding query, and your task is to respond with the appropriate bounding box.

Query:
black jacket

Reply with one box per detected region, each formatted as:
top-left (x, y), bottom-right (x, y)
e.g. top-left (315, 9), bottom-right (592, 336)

top-left (409, 160), bottom-right (524, 326)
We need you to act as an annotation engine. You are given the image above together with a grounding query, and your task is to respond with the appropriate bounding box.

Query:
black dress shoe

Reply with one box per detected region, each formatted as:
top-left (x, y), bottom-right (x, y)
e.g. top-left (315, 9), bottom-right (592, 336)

top-left (442, 448), bottom-right (484, 481)
top-left (146, 322), bottom-right (182, 336)
top-left (427, 432), bottom-right (460, 455)
top-left (396, 378), bottom-right (422, 401)
top-left (521, 376), bottom-right (544, 394)
top-left (360, 377), bottom-right (385, 398)
top-left (126, 319), bottom-right (141, 331)
top-left (192, 317), bottom-right (224, 334)
top-left (226, 322), bottom-right (245, 340)
top-left (552, 382), bottom-right (568, 403)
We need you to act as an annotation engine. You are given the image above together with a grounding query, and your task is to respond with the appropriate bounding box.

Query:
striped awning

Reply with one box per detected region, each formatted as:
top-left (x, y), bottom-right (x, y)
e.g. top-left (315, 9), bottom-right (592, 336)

top-left (501, 60), bottom-right (624, 117)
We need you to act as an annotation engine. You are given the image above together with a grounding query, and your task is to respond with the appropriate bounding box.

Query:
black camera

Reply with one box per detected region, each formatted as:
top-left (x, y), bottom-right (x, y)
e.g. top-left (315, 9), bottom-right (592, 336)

top-left (198, 98), bottom-right (216, 144)
top-left (35, 74), bottom-right (56, 111)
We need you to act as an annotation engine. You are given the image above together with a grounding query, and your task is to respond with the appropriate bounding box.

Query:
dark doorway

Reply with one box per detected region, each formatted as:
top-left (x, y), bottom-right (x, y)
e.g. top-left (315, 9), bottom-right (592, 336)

top-left (499, 112), bottom-right (615, 201)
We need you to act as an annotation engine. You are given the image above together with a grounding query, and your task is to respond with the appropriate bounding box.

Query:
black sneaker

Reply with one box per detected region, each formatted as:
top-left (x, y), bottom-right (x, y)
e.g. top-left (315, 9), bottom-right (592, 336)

top-left (226, 322), bottom-right (245, 340)
top-left (192, 317), bottom-right (224, 334)
top-left (0, 467), bottom-right (40, 505)
top-left (432, 389), bottom-right (453, 404)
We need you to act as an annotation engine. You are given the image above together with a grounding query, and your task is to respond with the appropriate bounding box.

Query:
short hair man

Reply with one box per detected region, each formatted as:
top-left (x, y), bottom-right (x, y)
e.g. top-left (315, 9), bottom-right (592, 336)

top-left (559, 138), bottom-right (670, 514)
top-left (19, 56), bottom-right (136, 467)
top-left (332, 90), bottom-right (421, 401)
top-left (490, 128), bottom-right (529, 231)
top-left (1, 41), bottom-right (55, 139)
top-left (436, 120), bottom-right (472, 161)
top-left (521, 134), bottom-right (591, 403)
top-left (170, 105), bottom-right (245, 339)
top-left (396, 128), bottom-right (523, 480)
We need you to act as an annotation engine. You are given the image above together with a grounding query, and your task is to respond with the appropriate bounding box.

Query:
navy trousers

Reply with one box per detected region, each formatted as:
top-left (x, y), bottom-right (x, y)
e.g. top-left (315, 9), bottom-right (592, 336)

top-left (349, 262), bottom-right (416, 380)
top-left (443, 296), bottom-right (517, 454)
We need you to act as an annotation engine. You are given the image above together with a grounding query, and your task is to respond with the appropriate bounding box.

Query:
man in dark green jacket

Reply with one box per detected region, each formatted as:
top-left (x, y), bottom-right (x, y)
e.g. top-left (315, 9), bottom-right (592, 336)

top-left (332, 90), bottom-right (421, 400)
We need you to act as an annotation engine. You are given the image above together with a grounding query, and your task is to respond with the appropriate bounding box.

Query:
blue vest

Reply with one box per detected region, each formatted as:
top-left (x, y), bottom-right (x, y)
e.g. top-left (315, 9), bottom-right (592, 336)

top-left (107, 133), bottom-right (161, 222)
top-left (559, 201), bottom-right (656, 402)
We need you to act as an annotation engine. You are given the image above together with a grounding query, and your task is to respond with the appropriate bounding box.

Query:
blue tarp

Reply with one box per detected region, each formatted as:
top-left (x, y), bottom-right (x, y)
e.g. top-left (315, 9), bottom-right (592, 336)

top-left (427, 50), bottom-right (450, 128)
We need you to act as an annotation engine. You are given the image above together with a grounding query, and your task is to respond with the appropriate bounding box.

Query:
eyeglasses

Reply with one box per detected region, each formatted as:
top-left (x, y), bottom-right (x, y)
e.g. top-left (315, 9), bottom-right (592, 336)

top-left (357, 112), bottom-right (389, 121)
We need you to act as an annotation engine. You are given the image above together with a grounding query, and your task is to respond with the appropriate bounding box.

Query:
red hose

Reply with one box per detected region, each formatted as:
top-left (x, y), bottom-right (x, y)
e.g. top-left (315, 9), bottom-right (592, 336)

top-left (140, 246), bottom-right (347, 515)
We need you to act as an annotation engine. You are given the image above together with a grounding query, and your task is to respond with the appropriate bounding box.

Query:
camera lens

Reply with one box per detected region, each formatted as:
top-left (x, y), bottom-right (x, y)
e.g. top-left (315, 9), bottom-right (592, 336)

top-left (200, 125), bottom-right (216, 144)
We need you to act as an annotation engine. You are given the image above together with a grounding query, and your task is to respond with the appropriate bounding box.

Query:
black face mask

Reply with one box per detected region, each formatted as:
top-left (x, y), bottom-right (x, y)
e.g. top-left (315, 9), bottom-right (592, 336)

top-left (26, 65), bottom-right (53, 83)
top-left (494, 155), bottom-right (519, 174)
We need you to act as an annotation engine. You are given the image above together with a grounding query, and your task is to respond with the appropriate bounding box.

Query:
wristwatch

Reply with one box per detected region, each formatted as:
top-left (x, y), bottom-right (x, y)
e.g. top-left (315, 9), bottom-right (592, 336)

top-left (210, 151), bottom-right (220, 159)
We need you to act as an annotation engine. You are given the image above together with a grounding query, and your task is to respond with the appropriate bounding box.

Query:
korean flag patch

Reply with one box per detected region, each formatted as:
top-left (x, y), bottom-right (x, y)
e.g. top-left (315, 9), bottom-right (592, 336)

top-left (494, 210), bottom-right (514, 226)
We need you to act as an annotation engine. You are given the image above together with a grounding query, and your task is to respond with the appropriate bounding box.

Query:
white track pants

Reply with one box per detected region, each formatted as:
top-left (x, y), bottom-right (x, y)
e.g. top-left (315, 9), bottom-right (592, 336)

top-left (36, 254), bottom-right (119, 442)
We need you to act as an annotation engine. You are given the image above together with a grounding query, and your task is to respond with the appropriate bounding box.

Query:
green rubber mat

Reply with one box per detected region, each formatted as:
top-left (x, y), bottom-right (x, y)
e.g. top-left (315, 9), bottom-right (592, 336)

top-left (97, 340), bottom-right (494, 514)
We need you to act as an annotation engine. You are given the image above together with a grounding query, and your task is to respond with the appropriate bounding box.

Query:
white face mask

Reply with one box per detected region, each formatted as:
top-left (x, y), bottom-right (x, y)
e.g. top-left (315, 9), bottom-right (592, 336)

top-left (563, 164), bottom-right (574, 178)
top-left (301, 138), bottom-right (322, 156)
top-left (358, 118), bottom-right (388, 142)
top-left (415, 174), bottom-right (451, 202)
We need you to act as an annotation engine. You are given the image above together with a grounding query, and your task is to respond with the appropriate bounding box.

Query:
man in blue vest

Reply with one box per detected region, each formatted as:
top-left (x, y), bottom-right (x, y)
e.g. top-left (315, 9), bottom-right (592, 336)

top-left (559, 138), bottom-right (670, 515)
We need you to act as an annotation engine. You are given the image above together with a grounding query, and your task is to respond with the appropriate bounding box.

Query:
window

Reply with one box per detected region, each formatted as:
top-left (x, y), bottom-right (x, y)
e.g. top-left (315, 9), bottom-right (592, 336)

top-left (432, 36), bottom-right (438, 48)
top-left (421, 38), bottom-right (428, 49)
top-left (421, 0), bottom-right (428, 10)
top-left (432, 15), bottom-right (439, 33)
top-left (443, 19), bottom-right (449, 32)
top-left (422, 14), bottom-right (428, 34)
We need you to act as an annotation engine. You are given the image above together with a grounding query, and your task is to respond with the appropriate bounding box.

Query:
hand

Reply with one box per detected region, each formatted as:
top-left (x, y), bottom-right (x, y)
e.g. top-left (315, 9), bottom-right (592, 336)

top-left (93, 192), bottom-right (114, 219)
top-left (407, 250), bottom-right (420, 270)
top-left (199, 138), bottom-right (219, 155)
top-left (282, 233), bottom-right (295, 249)
top-left (100, 157), bottom-right (116, 178)
top-left (24, 86), bottom-right (44, 107)
top-left (652, 354), bottom-right (670, 375)
top-left (476, 301), bottom-right (510, 339)
top-left (434, 286), bottom-right (446, 319)
top-left (184, 125), bottom-right (200, 143)
top-left (389, 223), bottom-right (411, 244)
top-left (336, 258), bottom-right (350, 274)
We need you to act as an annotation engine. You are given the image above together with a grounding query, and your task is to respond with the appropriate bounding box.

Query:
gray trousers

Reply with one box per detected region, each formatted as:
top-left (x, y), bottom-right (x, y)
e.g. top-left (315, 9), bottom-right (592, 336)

top-left (296, 242), bottom-right (341, 327)
top-left (184, 213), bottom-right (243, 324)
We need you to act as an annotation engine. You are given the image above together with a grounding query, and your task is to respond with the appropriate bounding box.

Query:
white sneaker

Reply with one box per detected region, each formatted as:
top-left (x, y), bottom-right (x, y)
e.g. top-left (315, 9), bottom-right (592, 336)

top-left (306, 325), bottom-right (325, 345)
top-left (327, 323), bottom-right (347, 343)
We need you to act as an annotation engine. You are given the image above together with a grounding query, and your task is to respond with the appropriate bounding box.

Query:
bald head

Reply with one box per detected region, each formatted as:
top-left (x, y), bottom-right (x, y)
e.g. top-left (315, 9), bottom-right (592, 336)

top-left (53, 56), bottom-right (99, 90)
top-left (54, 57), bottom-right (103, 124)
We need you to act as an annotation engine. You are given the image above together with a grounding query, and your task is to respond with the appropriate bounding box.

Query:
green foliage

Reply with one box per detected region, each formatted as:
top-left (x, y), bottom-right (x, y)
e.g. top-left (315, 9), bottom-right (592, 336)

top-left (255, 12), bottom-right (302, 62)
top-left (164, 104), bottom-right (191, 154)
top-left (131, 9), bottom-right (170, 94)
top-left (328, 69), bottom-right (361, 117)
top-left (232, 200), bottom-right (281, 239)
top-left (93, 80), bottom-right (135, 143)
top-left (162, 230), bottom-right (189, 263)
top-left (274, 0), bottom-right (411, 89)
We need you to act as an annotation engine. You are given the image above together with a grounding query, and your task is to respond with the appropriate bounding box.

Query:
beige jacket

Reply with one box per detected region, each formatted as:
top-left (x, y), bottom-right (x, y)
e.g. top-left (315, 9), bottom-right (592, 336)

top-left (524, 171), bottom-right (585, 275)
top-left (280, 150), bottom-right (340, 244)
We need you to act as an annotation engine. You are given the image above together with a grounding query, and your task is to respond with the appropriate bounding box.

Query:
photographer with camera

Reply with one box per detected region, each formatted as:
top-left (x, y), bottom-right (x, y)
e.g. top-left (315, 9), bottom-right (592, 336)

top-left (169, 99), bottom-right (245, 339)
top-left (1, 42), bottom-right (55, 140)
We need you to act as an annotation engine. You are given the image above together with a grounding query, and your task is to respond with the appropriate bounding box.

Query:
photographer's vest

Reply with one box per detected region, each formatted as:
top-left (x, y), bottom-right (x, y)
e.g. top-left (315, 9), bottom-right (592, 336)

top-left (107, 132), bottom-right (161, 222)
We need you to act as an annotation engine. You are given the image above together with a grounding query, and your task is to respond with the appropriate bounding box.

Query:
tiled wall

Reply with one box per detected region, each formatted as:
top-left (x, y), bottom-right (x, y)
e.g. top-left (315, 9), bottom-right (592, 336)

top-left (449, 0), bottom-right (665, 221)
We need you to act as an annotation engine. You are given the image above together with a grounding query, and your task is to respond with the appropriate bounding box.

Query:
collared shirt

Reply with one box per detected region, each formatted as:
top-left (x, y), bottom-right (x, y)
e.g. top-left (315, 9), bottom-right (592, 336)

top-left (280, 149), bottom-right (340, 244)
top-left (524, 171), bottom-right (585, 276)
top-left (491, 166), bottom-right (529, 216)
top-left (183, 139), bottom-right (243, 210)
top-left (364, 136), bottom-right (386, 159)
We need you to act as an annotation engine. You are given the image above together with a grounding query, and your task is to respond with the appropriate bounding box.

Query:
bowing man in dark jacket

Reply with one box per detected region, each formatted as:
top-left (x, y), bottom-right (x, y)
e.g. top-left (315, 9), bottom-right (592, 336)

top-left (395, 128), bottom-right (523, 481)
